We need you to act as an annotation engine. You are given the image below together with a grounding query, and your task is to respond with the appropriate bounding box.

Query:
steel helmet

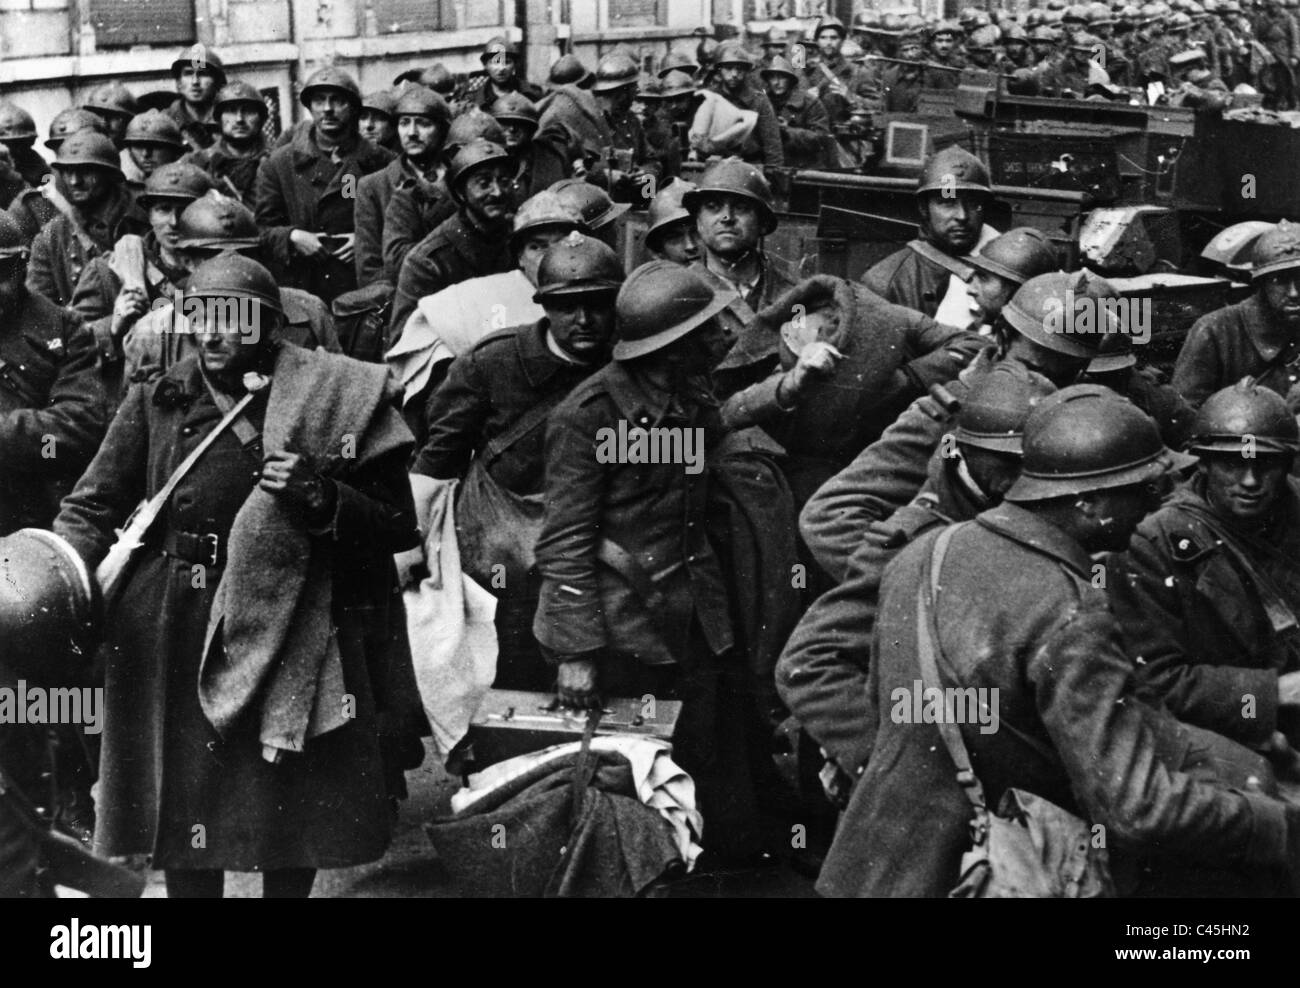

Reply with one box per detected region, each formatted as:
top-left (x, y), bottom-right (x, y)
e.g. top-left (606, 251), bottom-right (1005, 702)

top-left (660, 70), bottom-right (699, 98)
top-left (1188, 379), bottom-right (1300, 455)
top-left (967, 25), bottom-right (1003, 49)
top-left (1200, 219), bottom-right (1273, 271)
top-left (934, 19), bottom-right (964, 38)
top-left (714, 40), bottom-right (757, 68)
top-left (361, 89), bottom-right (400, 120)
top-left (968, 10), bottom-right (993, 29)
top-left (550, 54), bottom-right (595, 87)
top-left (879, 12), bottom-right (907, 34)
top-left (638, 74), bottom-right (665, 102)
top-left (1065, 3), bottom-right (1092, 20)
top-left (645, 179), bottom-right (697, 249)
top-left (682, 157), bottom-right (778, 235)
top-left (764, 26), bottom-right (790, 47)
top-left (1027, 9), bottom-right (1047, 27)
top-left (0, 528), bottom-right (97, 688)
top-left (1070, 31), bottom-right (1107, 50)
top-left (394, 84), bottom-right (451, 126)
top-left (593, 51), bottom-right (640, 92)
top-left (138, 162), bottom-right (215, 208)
top-left (1169, 11), bottom-right (1194, 28)
top-left (177, 192), bottom-right (261, 250)
top-left (612, 259), bottom-right (730, 360)
top-left (1005, 385), bottom-right (1175, 501)
top-left (489, 91), bottom-right (539, 127)
top-left (214, 81), bottom-right (267, 117)
top-left (533, 230), bottom-right (624, 301)
top-left (657, 51), bottom-right (701, 79)
top-left (125, 109), bottom-right (186, 149)
top-left (51, 130), bottom-right (123, 176)
top-left (410, 64), bottom-right (456, 95)
top-left (550, 177), bottom-right (631, 230)
top-left (1002, 269), bottom-right (1120, 358)
top-left (814, 15), bottom-right (848, 38)
top-left (1251, 219), bottom-right (1300, 279)
top-left (0, 211), bottom-right (30, 260)
top-left (760, 56), bottom-right (801, 84)
top-left (81, 81), bottom-right (138, 120)
top-left (1031, 24), bottom-right (1061, 40)
top-left (171, 43), bottom-right (227, 87)
top-left (917, 145), bottom-right (992, 196)
top-left (45, 108), bottom-right (106, 151)
top-left (447, 138), bottom-right (514, 194)
top-left (959, 6), bottom-right (982, 27)
top-left (0, 101), bottom-right (37, 143)
top-left (185, 252), bottom-right (283, 317)
top-left (444, 109), bottom-right (505, 157)
top-left (481, 36), bottom-right (520, 63)
top-left (1088, 1), bottom-right (1118, 23)
top-left (1086, 326), bottom-right (1139, 373)
top-left (853, 10), bottom-right (882, 31)
top-left (968, 228), bottom-right (1060, 285)
top-left (954, 363), bottom-right (1059, 455)
top-left (1004, 23), bottom-right (1031, 43)
top-left (299, 66), bottom-right (362, 109)
top-left (509, 189), bottom-right (582, 253)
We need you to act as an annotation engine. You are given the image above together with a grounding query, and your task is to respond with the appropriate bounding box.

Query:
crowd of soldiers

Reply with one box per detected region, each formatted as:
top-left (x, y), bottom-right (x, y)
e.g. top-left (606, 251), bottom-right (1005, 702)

top-left (5, 15), bottom-right (1300, 900)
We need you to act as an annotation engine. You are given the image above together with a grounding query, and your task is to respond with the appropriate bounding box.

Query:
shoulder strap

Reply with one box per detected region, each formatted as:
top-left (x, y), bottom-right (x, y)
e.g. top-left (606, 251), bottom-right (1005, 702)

top-left (201, 372), bottom-right (262, 451)
top-left (914, 524), bottom-right (988, 818)
top-left (480, 390), bottom-right (567, 467)
top-left (907, 238), bottom-right (974, 280)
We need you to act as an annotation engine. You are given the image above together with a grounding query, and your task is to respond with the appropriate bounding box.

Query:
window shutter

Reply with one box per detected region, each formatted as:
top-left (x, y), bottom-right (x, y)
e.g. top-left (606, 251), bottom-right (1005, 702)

top-left (89, 0), bottom-right (196, 47)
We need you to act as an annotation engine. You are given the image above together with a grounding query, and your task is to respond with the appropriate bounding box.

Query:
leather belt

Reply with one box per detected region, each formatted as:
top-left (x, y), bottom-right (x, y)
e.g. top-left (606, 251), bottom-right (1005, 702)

top-left (163, 530), bottom-right (225, 568)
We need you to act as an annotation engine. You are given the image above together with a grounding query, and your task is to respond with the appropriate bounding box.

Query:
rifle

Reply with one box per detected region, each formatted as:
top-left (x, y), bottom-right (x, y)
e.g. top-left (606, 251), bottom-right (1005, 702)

top-left (0, 762), bottom-right (145, 898)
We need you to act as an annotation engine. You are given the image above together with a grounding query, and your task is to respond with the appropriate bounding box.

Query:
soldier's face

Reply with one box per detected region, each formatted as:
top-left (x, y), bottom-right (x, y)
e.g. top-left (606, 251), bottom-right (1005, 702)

top-left (654, 219), bottom-right (702, 265)
top-left (460, 162), bottom-right (516, 227)
top-left (130, 143), bottom-right (180, 177)
top-left (765, 74), bottom-right (794, 99)
top-left (499, 119), bottom-right (534, 153)
top-left (1203, 454), bottom-right (1292, 522)
top-left (817, 29), bottom-right (843, 59)
top-left (308, 93), bottom-right (357, 141)
top-left (968, 270), bottom-right (1017, 323)
top-left (58, 164), bottom-right (112, 207)
top-left (220, 104), bottom-right (264, 143)
top-left (1032, 41), bottom-right (1055, 59)
top-left (596, 86), bottom-right (635, 117)
top-left (1006, 40), bottom-right (1030, 60)
top-left (697, 193), bottom-right (762, 259)
top-left (148, 201), bottom-right (182, 251)
top-left (193, 301), bottom-right (267, 378)
top-left (486, 53), bottom-right (517, 86)
top-left (956, 444), bottom-right (1022, 501)
top-left (398, 115), bottom-right (443, 158)
top-left (669, 94), bottom-right (697, 120)
top-left (1260, 270), bottom-right (1300, 325)
top-left (934, 34), bottom-right (957, 56)
top-left (359, 110), bottom-right (394, 147)
top-left (93, 112), bottom-right (129, 146)
top-left (517, 227), bottom-right (570, 286)
top-left (719, 65), bottom-right (748, 92)
top-left (900, 42), bottom-right (925, 61)
top-left (1083, 484), bottom-right (1162, 551)
top-left (178, 67), bottom-right (219, 106)
top-left (544, 292), bottom-right (617, 362)
top-left (922, 192), bottom-right (985, 255)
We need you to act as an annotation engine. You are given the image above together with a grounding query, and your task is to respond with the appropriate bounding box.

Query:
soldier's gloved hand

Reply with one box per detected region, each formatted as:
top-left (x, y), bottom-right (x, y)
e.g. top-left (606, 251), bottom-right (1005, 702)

top-left (289, 229), bottom-right (326, 257)
top-left (260, 449), bottom-right (336, 524)
top-left (555, 656), bottom-right (602, 711)
top-left (330, 233), bottom-right (356, 264)
top-left (111, 286), bottom-right (149, 340)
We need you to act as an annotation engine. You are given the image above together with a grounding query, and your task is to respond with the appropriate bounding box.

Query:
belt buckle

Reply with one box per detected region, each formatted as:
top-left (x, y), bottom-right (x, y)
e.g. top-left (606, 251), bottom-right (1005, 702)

top-left (201, 533), bottom-right (219, 567)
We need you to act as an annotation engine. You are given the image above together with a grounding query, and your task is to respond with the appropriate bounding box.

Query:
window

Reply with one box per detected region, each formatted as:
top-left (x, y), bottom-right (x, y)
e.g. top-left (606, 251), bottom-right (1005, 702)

top-left (88, 0), bottom-right (196, 47)
top-left (609, 0), bottom-right (665, 27)
top-left (371, 0), bottom-right (442, 34)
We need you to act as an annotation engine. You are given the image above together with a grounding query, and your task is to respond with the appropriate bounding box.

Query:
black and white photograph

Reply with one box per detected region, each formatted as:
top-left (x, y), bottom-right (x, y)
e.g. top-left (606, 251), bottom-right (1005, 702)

top-left (0, 0), bottom-right (1292, 958)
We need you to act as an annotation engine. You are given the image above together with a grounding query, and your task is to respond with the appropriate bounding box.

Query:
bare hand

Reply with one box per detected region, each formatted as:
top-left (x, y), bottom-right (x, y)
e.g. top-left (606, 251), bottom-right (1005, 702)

top-left (259, 449), bottom-right (333, 519)
top-left (556, 657), bottom-right (601, 711)
top-left (111, 286), bottom-right (149, 339)
top-left (787, 340), bottom-right (844, 394)
top-left (1280, 670), bottom-right (1300, 707)
top-left (393, 544), bottom-right (427, 588)
top-left (289, 229), bottom-right (325, 257)
top-left (330, 232), bottom-right (356, 264)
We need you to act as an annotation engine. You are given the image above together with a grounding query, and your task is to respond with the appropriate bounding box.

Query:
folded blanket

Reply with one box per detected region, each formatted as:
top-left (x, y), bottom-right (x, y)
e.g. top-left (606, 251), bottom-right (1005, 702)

top-left (199, 343), bottom-right (412, 756)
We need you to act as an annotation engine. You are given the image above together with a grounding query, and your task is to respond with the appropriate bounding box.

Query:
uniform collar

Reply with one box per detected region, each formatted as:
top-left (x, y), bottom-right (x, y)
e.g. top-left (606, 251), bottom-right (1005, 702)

top-left (975, 501), bottom-right (1096, 577)
top-left (517, 319), bottom-right (593, 387)
top-left (602, 360), bottom-right (713, 428)
top-left (290, 123), bottom-right (384, 170)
